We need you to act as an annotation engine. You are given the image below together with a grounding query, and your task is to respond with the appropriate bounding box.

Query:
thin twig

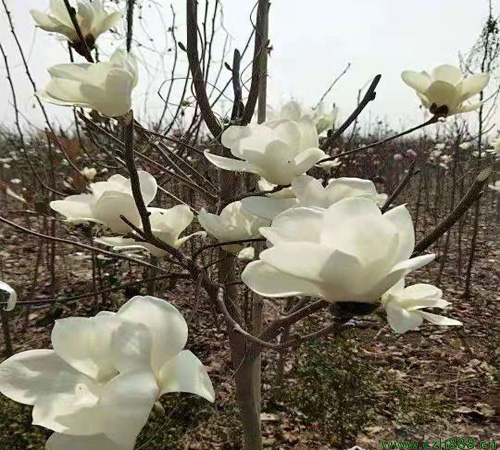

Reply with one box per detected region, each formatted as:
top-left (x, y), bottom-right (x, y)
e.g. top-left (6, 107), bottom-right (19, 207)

top-left (319, 115), bottom-right (439, 164)
top-left (381, 160), bottom-right (419, 213)
top-left (321, 74), bottom-right (381, 150)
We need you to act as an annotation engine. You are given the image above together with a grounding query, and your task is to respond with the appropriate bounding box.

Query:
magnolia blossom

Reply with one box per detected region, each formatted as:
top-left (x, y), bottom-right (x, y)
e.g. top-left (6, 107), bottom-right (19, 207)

top-left (0, 296), bottom-right (214, 450)
top-left (242, 198), bottom-right (435, 303)
top-left (205, 120), bottom-right (326, 186)
top-left (267, 101), bottom-right (338, 134)
top-left (51, 171), bottom-right (156, 234)
top-left (402, 64), bottom-right (490, 115)
top-left (96, 206), bottom-right (204, 257)
top-left (459, 142), bottom-right (472, 150)
top-left (0, 281), bottom-right (17, 311)
top-left (30, 0), bottom-right (123, 47)
top-left (198, 201), bottom-right (269, 253)
top-left (382, 280), bottom-right (462, 333)
top-left (81, 167), bottom-right (97, 181)
top-left (38, 49), bottom-right (138, 117)
top-left (242, 175), bottom-right (387, 220)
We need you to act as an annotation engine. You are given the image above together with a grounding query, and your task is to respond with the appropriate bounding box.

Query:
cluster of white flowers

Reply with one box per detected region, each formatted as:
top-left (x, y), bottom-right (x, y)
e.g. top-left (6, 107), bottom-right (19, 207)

top-left (0, 4), bottom-right (486, 448)
top-left (427, 143), bottom-right (453, 169)
top-left (0, 296), bottom-right (214, 450)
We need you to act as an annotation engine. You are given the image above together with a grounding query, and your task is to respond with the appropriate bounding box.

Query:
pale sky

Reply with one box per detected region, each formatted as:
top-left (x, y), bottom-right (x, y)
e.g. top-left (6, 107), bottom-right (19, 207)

top-left (0, 0), bottom-right (498, 136)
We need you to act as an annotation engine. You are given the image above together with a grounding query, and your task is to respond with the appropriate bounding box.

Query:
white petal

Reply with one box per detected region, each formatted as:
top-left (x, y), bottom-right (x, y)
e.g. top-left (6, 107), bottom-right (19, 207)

top-left (111, 321), bottom-right (152, 373)
top-left (0, 350), bottom-right (90, 406)
top-left (426, 81), bottom-right (459, 112)
top-left (50, 194), bottom-right (95, 221)
top-left (95, 236), bottom-right (139, 249)
top-left (117, 296), bottom-right (188, 373)
top-left (296, 119), bottom-right (319, 149)
top-left (204, 150), bottom-right (260, 175)
top-left (431, 64), bottom-right (462, 84)
top-left (292, 175), bottom-right (329, 207)
top-left (51, 315), bottom-right (122, 381)
top-left (292, 147), bottom-right (326, 176)
top-left (458, 73), bottom-right (490, 102)
top-left (325, 177), bottom-right (378, 204)
top-left (241, 260), bottom-right (323, 298)
top-left (390, 253), bottom-right (435, 275)
top-left (136, 171), bottom-right (157, 206)
top-left (93, 191), bottom-right (141, 234)
top-left (383, 205), bottom-right (415, 261)
top-left (321, 198), bottom-right (398, 269)
top-left (241, 196), bottom-right (297, 221)
top-left (93, 11), bottom-right (125, 39)
top-left (149, 205), bottom-right (194, 240)
top-left (260, 207), bottom-right (324, 245)
top-left (385, 304), bottom-right (423, 334)
top-left (46, 433), bottom-right (130, 450)
top-left (419, 311), bottom-right (462, 327)
top-left (158, 350), bottom-right (215, 402)
top-left (401, 70), bottom-right (432, 93)
top-left (260, 243), bottom-right (362, 301)
top-left (0, 281), bottom-right (17, 311)
top-left (80, 68), bottom-right (134, 117)
top-left (100, 369), bottom-right (159, 447)
top-left (40, 77), bottom-right (89, 107)
top-left (401, 283), bottom-right (442, 300)
top-left (33, 383), bottom-right (102, 435)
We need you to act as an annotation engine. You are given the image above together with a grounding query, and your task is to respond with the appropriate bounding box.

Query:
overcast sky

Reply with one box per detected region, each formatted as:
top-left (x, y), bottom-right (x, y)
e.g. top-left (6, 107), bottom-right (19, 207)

top-left (0, 0), bottom-right (498, 136)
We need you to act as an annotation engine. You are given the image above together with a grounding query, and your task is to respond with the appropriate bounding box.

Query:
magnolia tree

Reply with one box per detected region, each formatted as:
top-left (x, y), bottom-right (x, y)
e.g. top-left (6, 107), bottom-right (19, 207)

top-left (0, 1), bottom-right (495, 450)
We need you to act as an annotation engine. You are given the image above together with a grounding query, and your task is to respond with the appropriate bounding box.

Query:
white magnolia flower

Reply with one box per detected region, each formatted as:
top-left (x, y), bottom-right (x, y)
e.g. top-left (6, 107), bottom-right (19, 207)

top-left (30, 0), bottom-right (123, 46)
top-left (267, 101), bottom-right (338, 134)
top-left (38, 49), bottom-right (138, 117)
top-left (0, 281), bottom-right (17, 311)
top-left (81, 167), bottom-right (97, 181)
top-left (0, 296), bottom-right (214, 450)
top-left (242, 198), bottom-right (435, 302)
top-left (51, 171), bottom-right (156, 234)
top-left (205, 120), bottom-right (326, 186)
top-left (96, 206), bottom-right (204, 257)
top-left (487, 138), bottom-right (500, 158)
top-left (242, 175), bottom-right (387, 220)
top-left (459, 142), bottom-right (471, 150)
top-left (198, 201), bottom-right (269, 253)
top-left (402, 64), bottom-right (490, 115)
top-left (489, 180), bottom-right (500, 193)
top-left (382, 280), bottom-right (462, 333)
